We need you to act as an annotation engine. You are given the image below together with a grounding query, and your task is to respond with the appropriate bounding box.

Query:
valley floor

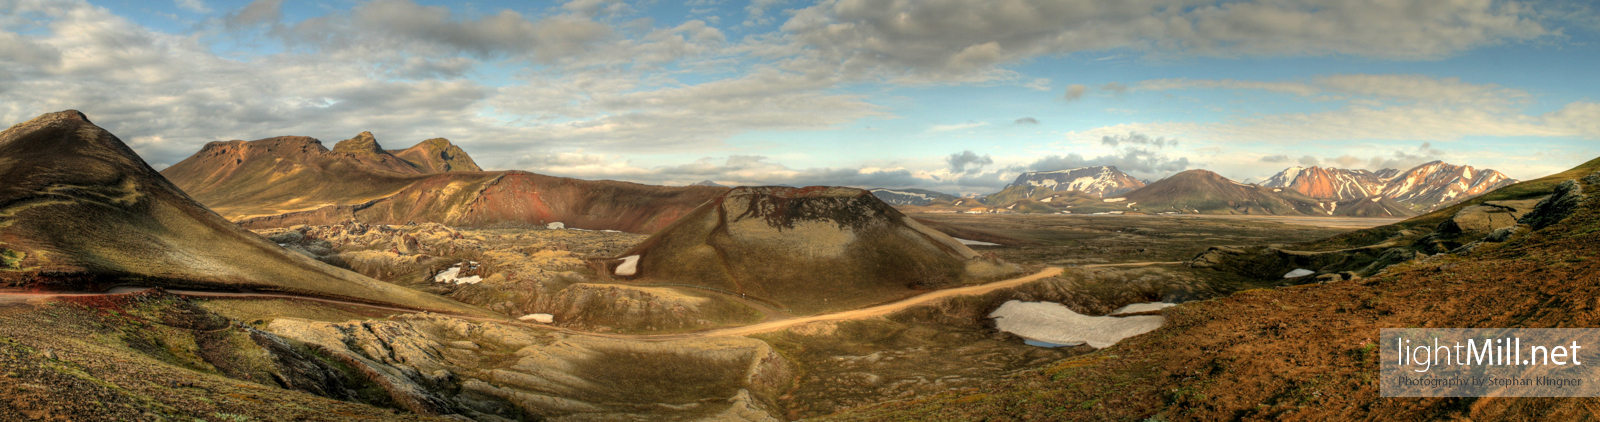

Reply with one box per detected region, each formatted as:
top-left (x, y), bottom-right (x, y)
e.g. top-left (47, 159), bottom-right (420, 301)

top-left (2, 213), bottom-right (1418, 420)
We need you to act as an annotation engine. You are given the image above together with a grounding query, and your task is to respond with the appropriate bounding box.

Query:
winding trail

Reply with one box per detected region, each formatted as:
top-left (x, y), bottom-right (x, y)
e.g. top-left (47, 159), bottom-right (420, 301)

top-left (0, 262), bottom-right (1183, 340)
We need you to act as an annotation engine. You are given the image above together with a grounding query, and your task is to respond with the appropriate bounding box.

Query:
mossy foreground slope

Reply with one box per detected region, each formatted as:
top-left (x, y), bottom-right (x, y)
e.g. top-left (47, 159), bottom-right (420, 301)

top-left (620, 186), bottom-right (1022, 314)
top-left (0, 110), bottom-right (486, 315)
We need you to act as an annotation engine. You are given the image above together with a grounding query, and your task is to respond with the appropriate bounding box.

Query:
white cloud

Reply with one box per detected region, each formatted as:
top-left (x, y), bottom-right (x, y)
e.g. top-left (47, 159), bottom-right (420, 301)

top-left (519, 153), bottom-right (930, 189)
top-left (930, 121), bottom-right (988, 132)
top-left (744, 0), bottom-right (787, 27)
top-left (1136, 78), bottom-right (1321, 97)
top-left (1063, 84), bottom-right (1087, 101)
top-left (225, 0), bottom-right (282, 29)
top-left (1138, 74), bottom-right (1535, 107)
top-left (774, 0), bottom-right (1549, 83)
top-left (175, 0), bottom-right (210, 13)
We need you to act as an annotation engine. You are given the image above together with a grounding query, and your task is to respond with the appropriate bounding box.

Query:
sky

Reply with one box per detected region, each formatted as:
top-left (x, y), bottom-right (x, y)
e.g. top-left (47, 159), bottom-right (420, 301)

top-left (1, 0), bottom-right (1598, 196)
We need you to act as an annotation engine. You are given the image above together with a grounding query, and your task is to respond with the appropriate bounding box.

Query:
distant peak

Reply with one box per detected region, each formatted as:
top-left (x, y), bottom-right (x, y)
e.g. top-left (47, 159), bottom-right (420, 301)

top-left (415, 137), bottom-right (454, 151)
top-left (332, 131), bottom-right (385, 154)
top-left (17, 110), bottom-right (92, 128)
top-left (59, 110), bottom-right (91, 123)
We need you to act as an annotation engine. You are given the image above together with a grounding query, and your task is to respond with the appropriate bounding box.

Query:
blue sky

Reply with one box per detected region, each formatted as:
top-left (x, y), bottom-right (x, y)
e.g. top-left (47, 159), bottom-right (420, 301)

top-left (2, 0), bottom-right (1598, 195)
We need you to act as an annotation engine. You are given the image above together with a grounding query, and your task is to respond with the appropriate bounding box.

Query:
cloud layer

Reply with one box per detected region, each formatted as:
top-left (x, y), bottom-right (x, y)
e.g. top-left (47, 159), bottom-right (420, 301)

top-left (0, 0), bottom-right (1590, 195)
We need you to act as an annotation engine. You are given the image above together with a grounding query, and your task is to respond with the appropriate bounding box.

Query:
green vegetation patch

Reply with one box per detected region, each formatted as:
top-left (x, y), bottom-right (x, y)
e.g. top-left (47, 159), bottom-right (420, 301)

top-left (0, 247), bottom-right (23, 269)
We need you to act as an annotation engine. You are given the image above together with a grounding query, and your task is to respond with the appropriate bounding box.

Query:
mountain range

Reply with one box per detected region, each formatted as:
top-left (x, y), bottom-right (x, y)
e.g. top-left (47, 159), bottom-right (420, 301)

top-left (1118, 169), bottom-right (1417, 217)
top-left (929, 161), bottom-right (1513, 217)
top-left (160, 132), bottom-right (724, 233)
top-left (1262, 162), bottom-right (1515, 211)
top-left (157, 126), bottom-right (1508, 221)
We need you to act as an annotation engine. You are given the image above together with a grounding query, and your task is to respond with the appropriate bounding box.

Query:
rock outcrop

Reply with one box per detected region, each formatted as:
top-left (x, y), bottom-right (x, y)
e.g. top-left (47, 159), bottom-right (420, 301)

top-left (1520, 178), bottom-right (1590, 230)
top-left (1436, 198), bottom-right (1542, 235)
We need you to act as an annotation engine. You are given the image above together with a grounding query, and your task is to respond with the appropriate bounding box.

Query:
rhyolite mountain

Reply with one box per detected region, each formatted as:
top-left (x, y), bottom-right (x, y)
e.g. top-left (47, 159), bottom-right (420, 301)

top-left (869, 188), bottom-right (959, 206)
top-left (1003, 166), bottom-right (1145, 198)
top-left (1115, 169), bottom-right (1417, 217)
top-left (1261, 166), bottom-right (1386, 200)
top-left (1378, 161), bottom-right (1514, 209)
top-left (610, 186), bottom-right (1022, 314)
top-left (0, 110), bottom-right (487, 315)
top-left (162, 132), bottom-right (726, 233)
top-left (1263, 161), bottom-right (1515, 211)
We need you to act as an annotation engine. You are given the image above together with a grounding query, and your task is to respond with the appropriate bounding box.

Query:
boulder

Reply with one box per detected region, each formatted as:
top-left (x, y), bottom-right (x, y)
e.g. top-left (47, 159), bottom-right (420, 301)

top-left (1186, 246), bottom-right (1245, 268)
top-left (1485, 226), bottom-right (1526, 243)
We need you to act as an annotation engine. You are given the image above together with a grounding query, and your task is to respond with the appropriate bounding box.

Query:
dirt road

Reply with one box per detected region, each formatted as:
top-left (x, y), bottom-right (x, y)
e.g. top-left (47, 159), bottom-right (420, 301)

top-left (610, 262), bottom-right (1182, 340)
top-left (0, 262), bottom-right (1181, 340)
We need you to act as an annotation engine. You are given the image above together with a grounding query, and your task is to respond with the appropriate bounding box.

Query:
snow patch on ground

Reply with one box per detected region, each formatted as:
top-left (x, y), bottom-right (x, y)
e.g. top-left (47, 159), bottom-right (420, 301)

top-left (615, 255), bottom-right (641, 276)
top-left (546, 222), bottom-right (565, 230)
top-left (989, 301), bottom-right (1164, 348)
top-left (1283, 268), bottom-right (1315, 278)
top-left (434, 262), bottom-right (482, 284)
top-left (953, 238), bottom-right (1001, 246)
top-left (1102, 197), bottom-right (1127, 202)
top-left (1109, 302), bottom-right (1176, 316)
top-left (518, 313), bottom-right (555, 323)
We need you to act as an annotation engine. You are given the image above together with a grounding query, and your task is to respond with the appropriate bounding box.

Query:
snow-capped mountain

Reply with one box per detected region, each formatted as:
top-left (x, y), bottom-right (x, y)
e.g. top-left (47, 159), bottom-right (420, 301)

top-left (1004, 166), bottom-right (1145, 198)
top-left (1263, 161), bottom-right (1515, 211)
top-left (1378, 161), bottom-right (1514, 208)
top-left (1262, 166), bottom-right (1386, 200)
top-left (869, 188), bottom-right (958, 206)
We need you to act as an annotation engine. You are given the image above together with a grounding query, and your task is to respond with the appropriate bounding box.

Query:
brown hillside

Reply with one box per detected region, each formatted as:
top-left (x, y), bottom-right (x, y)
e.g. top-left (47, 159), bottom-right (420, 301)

top-left (235, 171), bottom-right (726, 233)
top-left (160, 133), bottom-right (431, 220)
top-left (0, 110), bottom-right (488, 316)
top-left (164, 133), bottom-right (723, 233)
top-left (1121, 169), bottom-right (1322, 215)
top-left (615, 186), bottom-right (1022, 314)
